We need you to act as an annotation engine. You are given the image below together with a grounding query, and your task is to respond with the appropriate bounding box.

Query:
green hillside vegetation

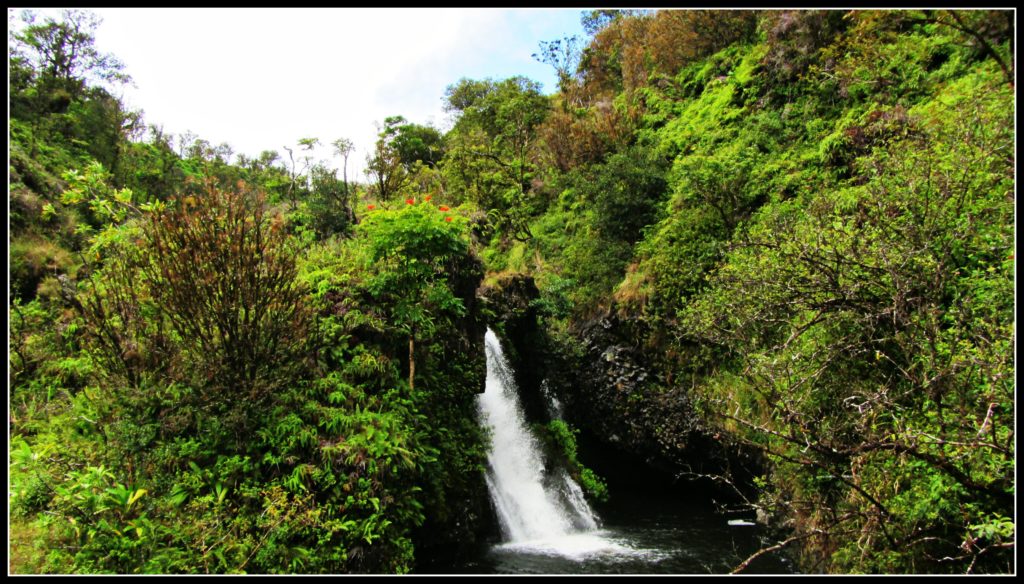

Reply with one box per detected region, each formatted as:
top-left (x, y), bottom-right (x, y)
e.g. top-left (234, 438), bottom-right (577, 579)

top-left (9, 9), bottom-right (1015, 574)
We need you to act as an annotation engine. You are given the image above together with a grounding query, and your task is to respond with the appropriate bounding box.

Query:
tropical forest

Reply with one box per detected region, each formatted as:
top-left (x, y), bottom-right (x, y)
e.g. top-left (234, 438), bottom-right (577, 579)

top-left (7, 8), bottom-right (1016, 575)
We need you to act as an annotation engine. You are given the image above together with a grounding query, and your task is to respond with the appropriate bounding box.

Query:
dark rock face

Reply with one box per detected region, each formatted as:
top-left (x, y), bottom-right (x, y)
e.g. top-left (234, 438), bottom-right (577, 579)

top-left (477, 274), bottom-right (551, 423)
top-left (564, 312), bottom-right (701, 473)
top-left (450, 254), bottom-right (489, 395)
top-left (557, 311), bottom-right (766, 498)
top-left (479, 275), bottom-right (699, 464)
top-left (413, 487), bottom-right (497, 573)
top-left (480, 273), bottom-right (762, 495)
top-left (477, 273), bottom-right (765, 508)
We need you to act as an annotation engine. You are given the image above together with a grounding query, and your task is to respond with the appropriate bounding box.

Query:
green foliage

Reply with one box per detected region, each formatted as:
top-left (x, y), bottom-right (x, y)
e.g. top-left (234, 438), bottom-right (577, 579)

top-left (634, 205), bottom-right (725, 320)
top-left (305, 163), bottom-right (354, 239)
top-left (530, 273), bottom-right (576, 321)
top-left (442, 76), bottom-right (550, 239)
top-left (299, 206), bottom-right (489, 567)
top-left (357, 199), bottom-right (471, 345)
top-left (9, 437), bottom-right (57, 517)
top-left (523, 192), bottom-right (631, 314)
top-left (581, 144), bottom-right (669, 244)
top-left (542, 420), bottom-right (609, 502)
top-left (681, 72), bottom-right (1014, 572)
top-left (113, 130), bottom-right (189, 203)
top-left (10, 7), bottom-right (1015, 576)
top-left (12, 182), bottom-right (489, 574)
top-left (9, 236), bottom-right (75, 301)
top-left (61, 161), bottom-right (141, 231)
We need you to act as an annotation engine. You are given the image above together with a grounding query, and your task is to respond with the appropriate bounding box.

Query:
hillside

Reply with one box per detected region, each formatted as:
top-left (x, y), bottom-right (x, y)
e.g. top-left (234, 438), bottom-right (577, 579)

top-left (9, 9), bottom-right (1015, 574)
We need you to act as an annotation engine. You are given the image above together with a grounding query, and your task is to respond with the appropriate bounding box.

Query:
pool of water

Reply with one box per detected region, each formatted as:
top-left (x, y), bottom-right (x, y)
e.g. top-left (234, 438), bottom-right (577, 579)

top-left (452, 405), bottom-right (795, 573)
top-left (438, 331), bottom-right (797, 575)
top-left (449, 485), bottom-right (796, 575)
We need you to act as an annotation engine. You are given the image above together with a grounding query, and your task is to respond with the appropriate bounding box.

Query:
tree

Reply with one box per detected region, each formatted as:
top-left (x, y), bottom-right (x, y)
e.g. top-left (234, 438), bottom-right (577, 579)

top-left (391, 123), bottom-right (445, 172)
top-left (113, 123), bottom-right (186, 203)
top-left (441, 77), bottom-right (550, 239)
top-left (366, 117), bottom-right (409, 201)
top-left (11, 9), bottom-right (131, 111)
top-left (283, 137), bottom-right (319, 210)
top-left (358, 202), bottom-right (470, 391)
top-left (141, 180), bottom-right (312, 426)
top-left (533, 35), bottom-right (583, 95)
top-left (576, 10), bottom-right (758, 96)
top-left (234, 149), bottom-right (290, 204)
top-left (681, 87), bottom-right (1014, 573)
top-left (307, 162), bottom-right (353, 238)
top-left (176, 130), bottom-right (197, 158)
top-left (331, 137), bottom-right (355, 198)
top-left (9, 9), bottom-right (139, 170)
top-left (580, 9), bottom-right (646, 36)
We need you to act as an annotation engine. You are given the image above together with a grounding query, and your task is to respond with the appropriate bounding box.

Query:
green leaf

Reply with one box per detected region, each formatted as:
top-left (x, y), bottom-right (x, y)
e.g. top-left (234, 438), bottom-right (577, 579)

top-left (127, 488), bottom-right (147, 510)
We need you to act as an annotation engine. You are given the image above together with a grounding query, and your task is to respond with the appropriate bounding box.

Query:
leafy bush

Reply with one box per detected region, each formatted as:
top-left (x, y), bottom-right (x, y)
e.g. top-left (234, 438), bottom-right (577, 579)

top-left (141, 180), bottom-right (313, 411)
top-left (681, 76), bottom-right (1014, 573)
top-left (543, 420), bottom-right (609, 502)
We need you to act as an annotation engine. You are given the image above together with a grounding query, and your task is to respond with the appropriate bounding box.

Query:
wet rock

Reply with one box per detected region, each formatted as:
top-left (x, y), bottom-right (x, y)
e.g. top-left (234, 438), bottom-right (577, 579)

top-left (477, 273), bottom-right (550, 423)
top-left (482, 279), bottom-right (766, 507)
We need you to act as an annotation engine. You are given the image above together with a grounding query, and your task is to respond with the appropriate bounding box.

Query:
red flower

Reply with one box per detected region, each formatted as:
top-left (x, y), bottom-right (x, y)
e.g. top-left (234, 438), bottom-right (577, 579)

top-left (445, 216), bottom-right (453, 222)
top-left (439, 205), bottom-right (450, 212)
top-left (425, 194), bottom-right (433, 202)
top-left (366, 204), bottom-right (375, 210)
top-left (406, 198), bottom-right (415, 205)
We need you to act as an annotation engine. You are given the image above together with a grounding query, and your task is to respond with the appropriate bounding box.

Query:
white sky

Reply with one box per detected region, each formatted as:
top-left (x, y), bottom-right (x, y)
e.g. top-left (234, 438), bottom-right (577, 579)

top-left (17, 7), bottom-right (588, 180)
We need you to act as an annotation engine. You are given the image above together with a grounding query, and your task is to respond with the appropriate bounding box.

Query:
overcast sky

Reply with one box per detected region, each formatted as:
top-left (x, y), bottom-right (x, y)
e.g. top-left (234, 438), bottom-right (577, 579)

top-left (16, 7), bottom-right (588, 179)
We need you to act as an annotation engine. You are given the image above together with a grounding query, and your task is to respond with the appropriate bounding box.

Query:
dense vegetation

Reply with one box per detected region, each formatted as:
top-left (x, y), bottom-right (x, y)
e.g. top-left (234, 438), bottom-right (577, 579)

top-left (9, 9), bottom-right (490, 574)
top-left (9, 8), bottom-right (1015, 574)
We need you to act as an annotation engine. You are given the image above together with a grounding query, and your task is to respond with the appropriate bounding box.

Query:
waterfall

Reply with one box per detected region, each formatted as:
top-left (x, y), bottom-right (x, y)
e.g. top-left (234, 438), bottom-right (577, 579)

top-left (478, 329), bottom-right (599, 543)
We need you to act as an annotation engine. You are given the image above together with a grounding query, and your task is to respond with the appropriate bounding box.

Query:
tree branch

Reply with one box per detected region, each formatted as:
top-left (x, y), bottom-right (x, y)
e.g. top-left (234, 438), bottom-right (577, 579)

top-left (730, 530), bottom-right (822, 574)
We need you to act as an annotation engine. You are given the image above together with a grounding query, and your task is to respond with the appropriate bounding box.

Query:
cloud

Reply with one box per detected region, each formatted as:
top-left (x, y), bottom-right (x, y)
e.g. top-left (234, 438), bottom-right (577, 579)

top-left (81, 8), bottom-right (582, 178)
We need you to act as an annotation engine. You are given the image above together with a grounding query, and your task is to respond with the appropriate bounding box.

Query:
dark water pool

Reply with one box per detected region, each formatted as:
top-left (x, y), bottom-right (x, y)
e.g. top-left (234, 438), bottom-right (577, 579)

top-left (447, 486), bottom-right (796, 575)
top-left (443, 435), bottom-right (798, 575)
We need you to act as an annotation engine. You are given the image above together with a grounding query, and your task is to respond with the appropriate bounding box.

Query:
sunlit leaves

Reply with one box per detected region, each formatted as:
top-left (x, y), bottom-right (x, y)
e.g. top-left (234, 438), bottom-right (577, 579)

top-left (681, 70), bottom-right (1014, 572)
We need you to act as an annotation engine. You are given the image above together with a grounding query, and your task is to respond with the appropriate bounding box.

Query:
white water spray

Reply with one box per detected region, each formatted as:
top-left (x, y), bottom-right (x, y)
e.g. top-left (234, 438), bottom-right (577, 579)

top-left (477, 329), bottom-right (666, 562)
top-left (478, 329), bottom-right (599, 542)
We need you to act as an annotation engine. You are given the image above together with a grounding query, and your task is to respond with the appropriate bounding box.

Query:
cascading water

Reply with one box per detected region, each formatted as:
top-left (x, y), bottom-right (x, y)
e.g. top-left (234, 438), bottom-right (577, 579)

top-left (478, 329), bottom-right (634, 560)
top-left (465, 328), bottom-right (796, 573)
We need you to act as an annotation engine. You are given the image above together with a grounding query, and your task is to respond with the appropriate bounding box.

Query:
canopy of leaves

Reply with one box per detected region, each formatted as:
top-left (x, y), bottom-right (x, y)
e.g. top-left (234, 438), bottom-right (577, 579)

top-left (8, 7), bottom-right (1015, 576)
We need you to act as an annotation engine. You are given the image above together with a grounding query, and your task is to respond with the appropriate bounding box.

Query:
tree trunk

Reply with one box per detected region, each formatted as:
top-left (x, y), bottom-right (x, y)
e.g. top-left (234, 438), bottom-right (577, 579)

top-left (408, 334), bottom-right (415, 391)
